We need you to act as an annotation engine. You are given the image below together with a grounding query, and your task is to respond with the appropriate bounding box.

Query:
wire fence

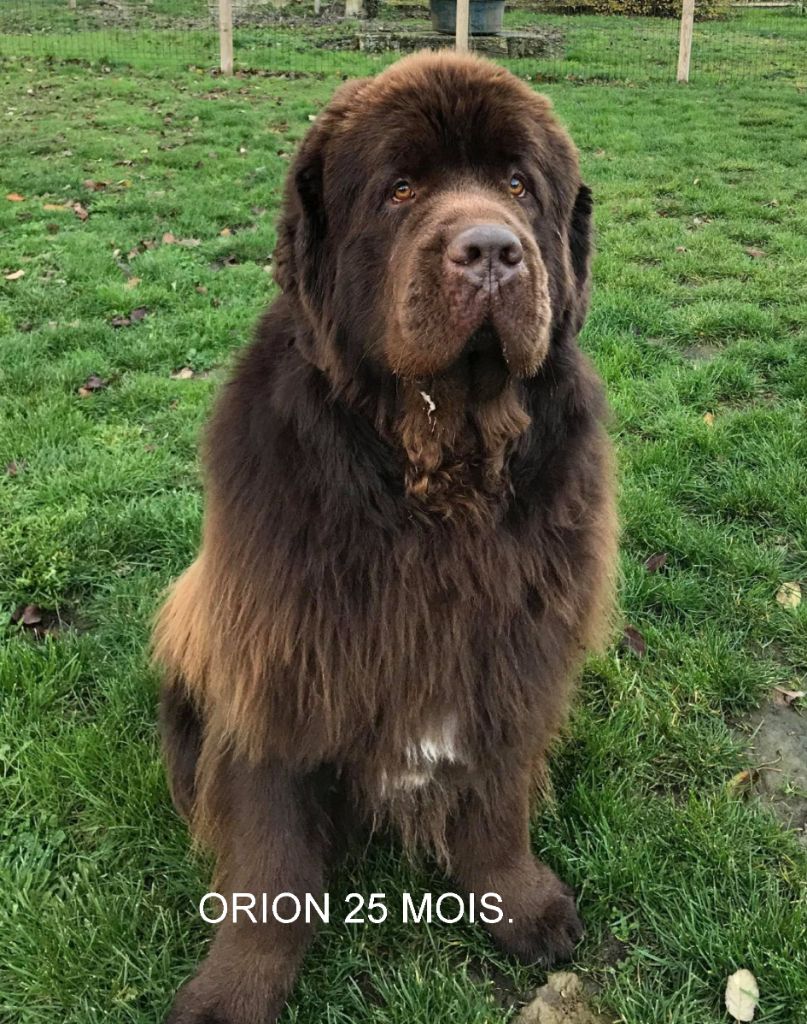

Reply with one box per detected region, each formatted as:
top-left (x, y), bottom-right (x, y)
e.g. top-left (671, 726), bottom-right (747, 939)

top-left (0, 0), bottom-right (804, 84)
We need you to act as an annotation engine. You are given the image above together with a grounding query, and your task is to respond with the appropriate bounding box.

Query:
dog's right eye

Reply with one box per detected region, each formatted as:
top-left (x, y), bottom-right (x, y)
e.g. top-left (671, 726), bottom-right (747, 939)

top-left (391, 180), bottom-right (415, 204)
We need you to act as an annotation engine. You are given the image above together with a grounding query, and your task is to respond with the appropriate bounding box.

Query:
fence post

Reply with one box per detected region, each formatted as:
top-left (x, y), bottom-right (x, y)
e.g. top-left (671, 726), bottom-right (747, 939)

top-left (218, 0), bottom-right (234, 75)
top-left (677, 0), bottom-right (695, 83)
top-left (345, 0), bottom-right (364, 15)
top-left (455, 0), bottom-right (470, 52)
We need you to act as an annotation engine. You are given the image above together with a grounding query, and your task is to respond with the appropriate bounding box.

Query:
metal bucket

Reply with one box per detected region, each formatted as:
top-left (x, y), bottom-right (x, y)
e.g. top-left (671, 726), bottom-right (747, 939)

top-left (430, 0), bottom-right (505, 35)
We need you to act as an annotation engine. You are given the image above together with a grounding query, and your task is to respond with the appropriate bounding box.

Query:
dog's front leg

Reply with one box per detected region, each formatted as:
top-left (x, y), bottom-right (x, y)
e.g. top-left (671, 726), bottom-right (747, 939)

top-left (446, 768), bottom-right (583, 967)
top-left (167, 757), bottom-right (331, 1024)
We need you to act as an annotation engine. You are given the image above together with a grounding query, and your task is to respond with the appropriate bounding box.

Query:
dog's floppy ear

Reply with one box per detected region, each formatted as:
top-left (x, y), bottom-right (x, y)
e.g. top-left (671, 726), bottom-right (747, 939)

top-left (272, 132), bottom-right (326, 301)
top-left (273, 78), bottom-right (369, 306)
top-left (567, 183), bottom-right (593, 332)
top-left (569, 183), bottom-right (593, 288)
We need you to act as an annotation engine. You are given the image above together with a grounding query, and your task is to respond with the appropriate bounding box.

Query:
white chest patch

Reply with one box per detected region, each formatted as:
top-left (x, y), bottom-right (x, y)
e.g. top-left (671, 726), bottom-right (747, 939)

top-left (381, 715), bottom-right (463, 795)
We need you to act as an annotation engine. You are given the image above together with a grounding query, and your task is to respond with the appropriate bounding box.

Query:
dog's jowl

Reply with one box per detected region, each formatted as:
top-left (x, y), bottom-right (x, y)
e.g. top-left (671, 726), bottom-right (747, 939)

top-left (153, 50), bottom-right (618, 1024)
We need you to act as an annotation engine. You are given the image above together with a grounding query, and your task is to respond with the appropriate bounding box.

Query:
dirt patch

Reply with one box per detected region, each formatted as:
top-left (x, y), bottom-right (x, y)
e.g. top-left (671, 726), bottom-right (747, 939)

top-left (515, 972), bottom-right (614, 1024)
top-left (680, 343), bottom-right (721, 363)
top-left (737, 696), bottom-right (807, 846)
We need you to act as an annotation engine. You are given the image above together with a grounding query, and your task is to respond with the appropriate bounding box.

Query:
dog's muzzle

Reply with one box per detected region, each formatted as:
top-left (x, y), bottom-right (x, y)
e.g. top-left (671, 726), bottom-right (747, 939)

top-left (445, 223), bottom-right (524, 292)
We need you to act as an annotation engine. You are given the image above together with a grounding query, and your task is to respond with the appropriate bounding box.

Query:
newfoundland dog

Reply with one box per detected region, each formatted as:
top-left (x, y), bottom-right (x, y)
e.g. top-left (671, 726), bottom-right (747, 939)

top-left (154, 50), bottom-right (617, 1024)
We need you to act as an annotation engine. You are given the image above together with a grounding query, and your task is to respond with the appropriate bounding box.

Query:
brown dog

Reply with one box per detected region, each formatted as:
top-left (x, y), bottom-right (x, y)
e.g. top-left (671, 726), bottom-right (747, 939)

top-left (154, 50), bottom-right (618, 1024)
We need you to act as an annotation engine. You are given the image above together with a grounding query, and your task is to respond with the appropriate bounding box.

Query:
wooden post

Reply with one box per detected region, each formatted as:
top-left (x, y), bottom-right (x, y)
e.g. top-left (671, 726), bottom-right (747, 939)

top-left (345, 0), bottom-right (364, 15)
top-left (314, 0), bottom-right (321, 12)
top-left (455, 0), bottom-right (470, 52)
top-left (677, 0), bottom-right (695, 83)
top-left (68, 0), bottom-right (77, 9)
top-left (218, 0), bottom-right (234, 76)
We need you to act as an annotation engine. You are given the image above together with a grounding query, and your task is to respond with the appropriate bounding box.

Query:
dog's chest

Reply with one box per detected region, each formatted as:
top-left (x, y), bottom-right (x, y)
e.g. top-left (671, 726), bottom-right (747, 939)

top-left (380, 714), bottom-right (464, 795)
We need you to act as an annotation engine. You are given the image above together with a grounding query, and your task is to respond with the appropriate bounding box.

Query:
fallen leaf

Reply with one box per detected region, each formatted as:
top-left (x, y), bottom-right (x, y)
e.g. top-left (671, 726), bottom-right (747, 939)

top-left (703, 412), bottom-right (715, 426)
top-left (5, 459), bottom-right (26, 476)
top-left (77, 374), bottom-right (107, 397)
top-left (644, 552), bottom-right (668, 573)
top-left (675, 245), bottom-right (687, 253)
top-left (6, 192), bottom-right (25, 201)
top-left (124, 276), bottom-right (141, 290)
top-left (744, 246), bottom-right (764, 260)
top-left (83, 179), bottom-right (108, 191)
top-left (111, 315), bottom-right (131, 328)
top-left (162, 231), bottom-right (177, 244)
top-left (727, 769), bottom-right (752, 796)
top-left (178, 237), bottom-right (201, 247)
top-left (130, 306), bottom-right (148, 322)
top-left (14, 604), bottom-right (43, 626)
top-left (763, 199), bottom-right (779, 208)
top-left (772, 686), bottom-right (805, 707)
top-left (4, 269), bottom-right (25, 281)
top-left (43, 202), bottom-right (69, 211)
top-left (72, 202), bottom-right (89, 221)
top-left (621, 626), bottom-right (646, 658)
top-left (775, 582), bottom-right (801, 609)
top-left (219, 227), bottom-right (232, 237)
top-left (170, 366), bottom-right (195, 380)
top-left (725, 968), bottom-right (759, 1022)
top-left (195, 285), bottom-right (208, 294)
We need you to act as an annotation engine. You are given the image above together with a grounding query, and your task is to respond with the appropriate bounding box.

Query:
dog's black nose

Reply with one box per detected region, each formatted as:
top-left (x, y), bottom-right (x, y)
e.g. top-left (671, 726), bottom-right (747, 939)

top-left (446, 224), bottom-right (524, 287)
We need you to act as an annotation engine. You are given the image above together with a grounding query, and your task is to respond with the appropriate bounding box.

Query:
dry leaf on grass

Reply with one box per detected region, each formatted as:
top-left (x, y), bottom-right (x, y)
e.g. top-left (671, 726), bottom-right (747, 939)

top-left (111, 307), bottom-right (148, 328)
top-left (13, 604), bottom-right (43, 626)
top-left (83, 179), bottom-right (108, 191)
top-left (744, 246), bottom-right (765, 260)
top-left (5, 460), bottom-right (26, 476)
top-left (621, 626), bottom-right (647, 658)
top-left (77, 374), bottom-right (108, 397)
top-left (162, 232), bottom-right (201, 247)
top-left (726, 769), bottom-right (752, 796)
top-left (775, 582), bottom-right (801, 609)
top-left (772, 686), bottom-right (805, 707)
top-left (4, 269), bottom-right (25, 281)
top-left (72, 202), bottom-right (89, 221)
top-left (170, 366), bottom-right (195, 380)
top-left (644, 552), bottom-right (668, 573)
top-left (124, 276), bottom-right (141, 290)
top-left (43, 202), bottom-right (69, 211)
top-left (725, 969), bottom-right (759, 1022)
top-left (703, 411), bottom-right (715, 426)
top-left (6, 192), bottom-right (25, 201)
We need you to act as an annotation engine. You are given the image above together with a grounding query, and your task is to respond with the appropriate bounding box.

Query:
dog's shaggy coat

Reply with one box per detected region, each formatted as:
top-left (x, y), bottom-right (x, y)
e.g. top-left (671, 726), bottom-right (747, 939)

top-left (154, 50), bottom-right (618, 1024)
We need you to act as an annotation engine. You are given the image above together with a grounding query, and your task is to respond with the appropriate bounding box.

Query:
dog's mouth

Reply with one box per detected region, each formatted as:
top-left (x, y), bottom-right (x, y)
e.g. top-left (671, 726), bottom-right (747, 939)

top-left (454, 322), bottom-right (510, 401)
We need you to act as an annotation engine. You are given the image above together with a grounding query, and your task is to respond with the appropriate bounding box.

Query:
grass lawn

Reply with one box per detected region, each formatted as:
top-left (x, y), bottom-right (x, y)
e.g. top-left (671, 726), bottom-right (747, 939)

top-left (1, 45), bottom-right (806, 1024)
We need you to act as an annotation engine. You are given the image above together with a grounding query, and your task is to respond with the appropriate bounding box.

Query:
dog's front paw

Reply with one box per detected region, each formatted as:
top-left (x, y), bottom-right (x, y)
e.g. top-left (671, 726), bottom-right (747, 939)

top-left (486, 876), bottom-right (584, 967)
top-left (166, 971), bottom-right (285, 1024)
top-left (166, 978), bottom-right (227, 1024)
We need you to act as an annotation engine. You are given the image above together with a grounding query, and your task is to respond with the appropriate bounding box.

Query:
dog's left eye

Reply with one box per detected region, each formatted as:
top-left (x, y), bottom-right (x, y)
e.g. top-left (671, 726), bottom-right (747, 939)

top-left (391, 180), bottom-right (415, 203)
top-left (509, 175), bottom-right (527, 198)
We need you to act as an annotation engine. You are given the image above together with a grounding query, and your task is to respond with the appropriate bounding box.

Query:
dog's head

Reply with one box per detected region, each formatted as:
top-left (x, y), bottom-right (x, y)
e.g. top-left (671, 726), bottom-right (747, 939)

top-left (274, 51), bottom-right (592, 396)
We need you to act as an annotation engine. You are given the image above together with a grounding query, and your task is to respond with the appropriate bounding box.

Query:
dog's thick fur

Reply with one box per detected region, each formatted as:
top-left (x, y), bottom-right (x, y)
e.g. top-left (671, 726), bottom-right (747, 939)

top-left (154, 51), bottom-right (618, 1024)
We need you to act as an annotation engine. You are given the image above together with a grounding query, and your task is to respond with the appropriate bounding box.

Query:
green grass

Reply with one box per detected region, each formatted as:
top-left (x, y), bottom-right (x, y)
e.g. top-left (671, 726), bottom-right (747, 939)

top-left (1, 47), bottom-right (806, 1024)
top-left (1, 3), bottom-right (806, 86)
